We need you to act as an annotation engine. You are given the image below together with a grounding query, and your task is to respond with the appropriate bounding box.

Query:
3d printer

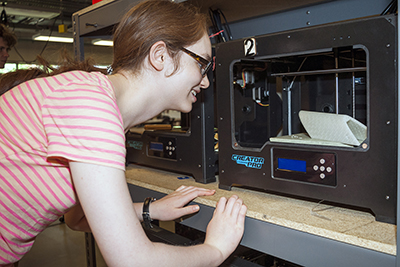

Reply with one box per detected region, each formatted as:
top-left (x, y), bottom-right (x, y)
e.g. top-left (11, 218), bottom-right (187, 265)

top-left (215, 14), bottom-right (398, 223)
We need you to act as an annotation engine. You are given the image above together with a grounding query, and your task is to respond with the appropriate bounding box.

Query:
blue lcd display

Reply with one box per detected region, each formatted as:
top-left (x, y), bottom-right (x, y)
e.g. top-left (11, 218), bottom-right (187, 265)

top-left (278, 158), bottom-right (306, 173)
top-left (149, 142), bottom-right (163, 152)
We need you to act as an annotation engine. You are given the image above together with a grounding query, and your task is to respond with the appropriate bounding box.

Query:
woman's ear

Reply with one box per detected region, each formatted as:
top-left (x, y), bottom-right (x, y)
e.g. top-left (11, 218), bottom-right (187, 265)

top-left (149, 41), bottom-right (168, 71)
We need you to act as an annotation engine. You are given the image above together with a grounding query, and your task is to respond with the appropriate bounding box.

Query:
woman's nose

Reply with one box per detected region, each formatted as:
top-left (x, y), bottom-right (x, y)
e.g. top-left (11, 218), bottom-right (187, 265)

top-left (200, 74), bottom-right (210, 89)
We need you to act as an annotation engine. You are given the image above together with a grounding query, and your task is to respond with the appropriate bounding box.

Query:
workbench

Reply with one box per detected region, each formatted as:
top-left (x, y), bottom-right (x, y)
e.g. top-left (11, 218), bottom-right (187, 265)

top-left (126, 164), bottom-right (396, 267)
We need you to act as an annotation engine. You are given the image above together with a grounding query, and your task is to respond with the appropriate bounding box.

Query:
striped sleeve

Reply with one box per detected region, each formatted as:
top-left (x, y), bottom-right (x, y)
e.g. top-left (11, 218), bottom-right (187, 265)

top-left (42, 76), bottom-right (126, 170)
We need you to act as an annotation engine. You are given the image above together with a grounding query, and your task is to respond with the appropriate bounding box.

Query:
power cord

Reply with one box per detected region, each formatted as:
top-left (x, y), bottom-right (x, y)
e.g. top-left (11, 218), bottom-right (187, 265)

top-left (209, 8), bottom-right (232, 43)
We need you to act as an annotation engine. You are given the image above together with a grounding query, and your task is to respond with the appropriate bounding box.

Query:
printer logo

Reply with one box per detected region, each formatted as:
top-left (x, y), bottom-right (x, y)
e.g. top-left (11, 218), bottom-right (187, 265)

top-left (231, 154), bottom-right (265, 169)
top-left (127, 140), bottom-right (143, 150)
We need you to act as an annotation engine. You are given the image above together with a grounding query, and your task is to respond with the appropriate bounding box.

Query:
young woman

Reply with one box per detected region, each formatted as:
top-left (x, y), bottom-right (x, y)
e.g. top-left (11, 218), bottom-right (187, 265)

top-left (0, 0), bottom-right (247, 266)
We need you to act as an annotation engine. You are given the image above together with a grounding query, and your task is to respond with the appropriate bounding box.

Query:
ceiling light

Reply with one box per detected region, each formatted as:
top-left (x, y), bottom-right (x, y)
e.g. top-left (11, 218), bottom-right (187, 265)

top-left (92, 39), bottom-right (113, 46)
top-left (32, 34), bottom-right (73, 43)
top-left (4, 7), bottom-right (60, 19)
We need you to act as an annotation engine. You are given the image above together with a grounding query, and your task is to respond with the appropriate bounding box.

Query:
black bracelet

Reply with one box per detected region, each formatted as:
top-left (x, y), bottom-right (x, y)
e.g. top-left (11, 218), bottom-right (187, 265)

top-left (142, 197), bottom-right (156, 229)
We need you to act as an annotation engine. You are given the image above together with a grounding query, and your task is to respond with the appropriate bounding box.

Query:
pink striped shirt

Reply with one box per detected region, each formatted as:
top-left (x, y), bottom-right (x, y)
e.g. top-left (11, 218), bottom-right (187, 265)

top-left (0, 70), bottom-right (126, 264)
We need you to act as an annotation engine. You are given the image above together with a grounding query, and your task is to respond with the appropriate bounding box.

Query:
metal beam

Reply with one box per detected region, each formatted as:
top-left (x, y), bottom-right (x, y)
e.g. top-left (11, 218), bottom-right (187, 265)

top-left (229, 0), bottom-right (393, 40)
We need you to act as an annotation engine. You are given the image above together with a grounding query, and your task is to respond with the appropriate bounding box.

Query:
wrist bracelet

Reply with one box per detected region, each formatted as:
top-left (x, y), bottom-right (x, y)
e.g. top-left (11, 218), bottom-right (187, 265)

top-left (142, 197), bottom-right (156, 229)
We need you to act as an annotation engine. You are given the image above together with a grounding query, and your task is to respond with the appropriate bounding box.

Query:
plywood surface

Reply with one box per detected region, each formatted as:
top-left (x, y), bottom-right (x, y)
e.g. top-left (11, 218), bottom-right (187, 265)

top-left (125, 164), bottom-right (396, 255)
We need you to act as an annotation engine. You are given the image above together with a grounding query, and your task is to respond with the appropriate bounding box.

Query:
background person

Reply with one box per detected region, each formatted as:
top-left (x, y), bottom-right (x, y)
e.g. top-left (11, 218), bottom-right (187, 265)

top-left (0, 24), bottom-right (17, 69)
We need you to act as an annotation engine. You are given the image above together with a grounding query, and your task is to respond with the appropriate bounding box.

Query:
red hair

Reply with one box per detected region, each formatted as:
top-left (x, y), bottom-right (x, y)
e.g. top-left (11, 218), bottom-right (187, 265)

top-left (112, 0), bottom-right (208, 75)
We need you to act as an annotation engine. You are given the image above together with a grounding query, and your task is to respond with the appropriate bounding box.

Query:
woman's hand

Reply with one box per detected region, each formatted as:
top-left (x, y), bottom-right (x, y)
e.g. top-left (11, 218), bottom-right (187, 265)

top-left (204, 195), bottom-right (247, 264)
top-left (150, 185), bottom-right (215, 221)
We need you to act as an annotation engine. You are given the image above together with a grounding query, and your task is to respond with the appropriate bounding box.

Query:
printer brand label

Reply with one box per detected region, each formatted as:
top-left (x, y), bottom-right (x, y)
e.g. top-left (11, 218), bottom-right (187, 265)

top-left (127, 140), bottom-right (143, 150)
top-left (231, 154), bottom-right (264, 169)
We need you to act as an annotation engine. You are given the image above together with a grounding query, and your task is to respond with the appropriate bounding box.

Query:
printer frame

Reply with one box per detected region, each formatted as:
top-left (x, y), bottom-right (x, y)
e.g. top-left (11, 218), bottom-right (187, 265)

top-left (216, 14), bottom-right (398, 223)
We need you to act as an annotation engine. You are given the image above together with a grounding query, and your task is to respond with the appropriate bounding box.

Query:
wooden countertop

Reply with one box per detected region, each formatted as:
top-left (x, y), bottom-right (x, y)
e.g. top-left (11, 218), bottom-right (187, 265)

top-left (125, 164), bottom-right (396, 255)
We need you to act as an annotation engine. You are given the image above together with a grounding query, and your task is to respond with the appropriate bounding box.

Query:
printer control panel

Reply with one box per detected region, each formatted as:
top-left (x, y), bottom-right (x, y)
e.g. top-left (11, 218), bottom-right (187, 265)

top-left (272, 148), bottom-right (336, 186)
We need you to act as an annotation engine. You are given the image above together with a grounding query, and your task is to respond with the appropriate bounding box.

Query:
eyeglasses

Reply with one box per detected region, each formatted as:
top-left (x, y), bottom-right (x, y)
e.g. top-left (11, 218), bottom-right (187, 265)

top-left (180, 47), bottom-right (212, 77)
